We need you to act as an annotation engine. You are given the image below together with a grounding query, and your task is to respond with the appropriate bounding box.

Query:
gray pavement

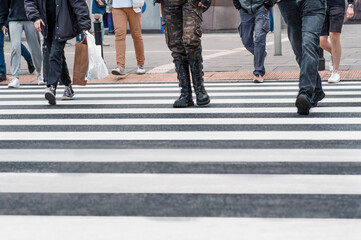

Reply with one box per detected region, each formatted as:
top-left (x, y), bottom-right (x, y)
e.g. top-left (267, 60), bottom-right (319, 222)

top-left (2, 24), bottom-right (361, 76)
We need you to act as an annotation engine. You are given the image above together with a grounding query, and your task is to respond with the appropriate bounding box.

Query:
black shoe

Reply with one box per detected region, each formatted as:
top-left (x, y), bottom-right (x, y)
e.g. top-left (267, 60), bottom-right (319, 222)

top-left (45, 86), bottom-right (56, 105)
top-left (0, 74), bottom-right (6, 82)
top-left (296, 94), bottom-right (312, 115)
top-left (188, 56), bottom-right (210, 106)
top-left (311, 90), bottom-right (326, 107)
top-left (173, 61), bottom-right (194, 108)
top-left (27, 60), bottom-right (35, 74)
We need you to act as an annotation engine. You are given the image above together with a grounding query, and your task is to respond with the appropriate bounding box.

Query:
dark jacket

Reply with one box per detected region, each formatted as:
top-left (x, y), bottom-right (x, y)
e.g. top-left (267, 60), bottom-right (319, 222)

top-left (233, 0), bottom-right (276, 15)
top-left (0, 0), bottom-right (29, 27)
top-left (24, 0), bottom-right (91, 42)
top-left (92, 0), bottom-right (106, 15)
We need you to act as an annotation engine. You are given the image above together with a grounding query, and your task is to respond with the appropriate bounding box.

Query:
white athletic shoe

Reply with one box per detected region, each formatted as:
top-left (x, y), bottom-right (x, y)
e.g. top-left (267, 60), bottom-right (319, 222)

top-left (137, 65), bottom-right (146, 74)
top-left (328, 71), bottom-right (341, 83)
top-left (37, 72), bottom-right (45, 85)
top-left (111, 66), bottom-right (126, 75)
top-left (8, 77), bottom-right (20, 88)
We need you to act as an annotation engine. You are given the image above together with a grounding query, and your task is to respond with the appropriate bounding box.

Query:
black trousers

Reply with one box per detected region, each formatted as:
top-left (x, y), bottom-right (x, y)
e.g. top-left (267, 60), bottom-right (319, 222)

top-left (45, 34), bottom-right (71, 88)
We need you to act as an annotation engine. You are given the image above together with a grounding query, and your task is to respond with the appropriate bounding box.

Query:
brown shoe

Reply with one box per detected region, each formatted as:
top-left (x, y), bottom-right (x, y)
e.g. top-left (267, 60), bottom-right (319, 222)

top-left (253, 75), bottom-right (264, 83)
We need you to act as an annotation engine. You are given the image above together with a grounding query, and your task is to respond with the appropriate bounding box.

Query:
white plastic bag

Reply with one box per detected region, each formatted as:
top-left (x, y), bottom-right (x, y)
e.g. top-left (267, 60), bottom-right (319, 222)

top-left (86, 31), bottom-right (109, 80)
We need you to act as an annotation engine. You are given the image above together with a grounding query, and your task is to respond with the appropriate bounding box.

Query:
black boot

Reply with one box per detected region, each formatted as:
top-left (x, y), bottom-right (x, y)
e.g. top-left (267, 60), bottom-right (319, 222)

top-left (173, 61), bottom-right (194, 108)
top-left (189, 56), bottom-right (210, 106)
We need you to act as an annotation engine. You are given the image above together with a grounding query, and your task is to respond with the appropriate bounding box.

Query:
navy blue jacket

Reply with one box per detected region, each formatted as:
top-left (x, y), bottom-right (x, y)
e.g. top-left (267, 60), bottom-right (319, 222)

top-left (0, 0), bottom-right (29, 27)
top-left (24, 0), bottom-right (91, 42)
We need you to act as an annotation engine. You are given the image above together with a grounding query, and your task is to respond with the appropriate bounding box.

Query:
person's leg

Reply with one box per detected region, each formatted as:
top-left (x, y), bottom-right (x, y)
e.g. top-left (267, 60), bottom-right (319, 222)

top-left (0, 30), bottom-right (6, 78)
top-left (21, 43), bottom-right (36, 74)
top-left (112, 8), bottom-right (129, 69)
top-left (161, 0), bottom-right (187, 62)
top-left (21, 44), bottom-right (32, 62)
top-left (328, 7), bottom-right (345, 72)
top-left (127, 9), bottom-right (145, 67)
top-left (320, 9), bottom-right (331, 53)
top-left (182, 0), bottom-right (210, 106)
top-left (329, 32), bottom-right (341, 71)
top-left (162, 0), bottom-right (193, 107)
top-left (42, 43), bottom-right (49, 83)
top-left (23, 21), bottom-right (42, 74)
top-left (47, 39), bottom-right (66, 89)
top-left (239, 9), bottom-right (255, 55)
top-left (8, 21), bottom-right (23, 79)
top-left (269, 8), bottom-right (274, 32)
top-left (278, 0), bottom-right (303, 68)
top-left (298, 0), bottom-right (326, 96)
top-left (108, 13), bottom-right (115, 33)
top-left (320, 35), bottom-right (332, 53)
top-left (253, 7), bottom-right (270, 77)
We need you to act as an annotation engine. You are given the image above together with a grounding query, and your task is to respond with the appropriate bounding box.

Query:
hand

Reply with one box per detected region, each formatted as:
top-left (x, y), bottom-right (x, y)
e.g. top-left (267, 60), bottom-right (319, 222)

top-left (276, 0), bottom-right (281, 2)
top-left (198, 0), bottom-right (211, 9)
top-left (2, 26), bottom-right (7, 35)
top-left (346, 6), bottom-right (354, 19)
top-left (198, 2), bottom-right (207, 8)
top-left (34, 19), bottom-right (45, 32)
top-left (96, 0), bottom-right (104, 7)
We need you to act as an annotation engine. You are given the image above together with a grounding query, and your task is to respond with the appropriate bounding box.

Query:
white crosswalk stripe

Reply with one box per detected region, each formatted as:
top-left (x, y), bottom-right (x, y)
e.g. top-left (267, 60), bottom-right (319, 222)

top-left (0, 81), bottom-right (361, 240)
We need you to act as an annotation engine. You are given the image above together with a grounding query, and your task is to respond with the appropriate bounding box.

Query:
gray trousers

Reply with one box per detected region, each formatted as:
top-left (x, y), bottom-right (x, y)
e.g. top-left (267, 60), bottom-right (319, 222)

top-left (9, 21), bottom-right (42, 78)
top-left (238, 7), bottom-right (270, 76)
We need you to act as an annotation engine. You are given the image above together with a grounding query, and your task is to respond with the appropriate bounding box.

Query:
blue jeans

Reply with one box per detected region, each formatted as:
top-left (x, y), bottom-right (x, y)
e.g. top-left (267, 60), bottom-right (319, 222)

top-left (278, 0), bottom-right (326, 96)
top-left (21, 44), bottom-right (32, 62)
top-left (0, 30), bottom-right (5, 75)
top-left (238, 7), bottom-right (270, 76)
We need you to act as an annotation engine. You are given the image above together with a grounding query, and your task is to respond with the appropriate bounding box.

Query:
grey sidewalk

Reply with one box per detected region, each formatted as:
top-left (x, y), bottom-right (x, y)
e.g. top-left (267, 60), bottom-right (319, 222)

top-left (2, 24), bottom-right (361, 78)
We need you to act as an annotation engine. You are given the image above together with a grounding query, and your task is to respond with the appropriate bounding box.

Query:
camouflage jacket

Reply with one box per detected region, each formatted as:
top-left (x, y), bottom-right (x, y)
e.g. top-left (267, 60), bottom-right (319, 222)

top-left (233, 0), bottom-right (276, 14)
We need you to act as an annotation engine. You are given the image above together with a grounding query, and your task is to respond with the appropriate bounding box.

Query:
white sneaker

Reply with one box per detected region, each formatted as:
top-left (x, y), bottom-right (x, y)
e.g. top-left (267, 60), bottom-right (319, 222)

top-left (328, 71), bottom-right (341, 83)
top-left (111, 66), bottom-right (125, 75)
top-left (137, 65), bottom-right (146, 74)
top-left (329, 56), bottom-right (333, 71)
top-left (37, 72), bottom-right (45, 85)
top-left (8, 77), bottom-right (20, 88)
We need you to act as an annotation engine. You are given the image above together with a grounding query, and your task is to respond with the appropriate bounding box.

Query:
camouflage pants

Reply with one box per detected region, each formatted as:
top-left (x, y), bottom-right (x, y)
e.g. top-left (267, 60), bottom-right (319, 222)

top-left (161, 0), bottom-right (203, 62)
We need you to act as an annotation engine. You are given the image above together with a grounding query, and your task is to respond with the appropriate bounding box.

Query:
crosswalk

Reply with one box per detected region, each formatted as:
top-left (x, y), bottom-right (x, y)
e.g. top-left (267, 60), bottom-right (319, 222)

top-left (1, 81), bottom-right (361, 240)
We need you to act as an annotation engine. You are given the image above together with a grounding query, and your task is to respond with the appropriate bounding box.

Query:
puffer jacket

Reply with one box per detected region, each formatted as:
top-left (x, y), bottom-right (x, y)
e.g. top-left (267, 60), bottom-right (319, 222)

top-left (24, 0), bottom-right (91, 42)
top-left (233, 0), bottom-right (276, 15)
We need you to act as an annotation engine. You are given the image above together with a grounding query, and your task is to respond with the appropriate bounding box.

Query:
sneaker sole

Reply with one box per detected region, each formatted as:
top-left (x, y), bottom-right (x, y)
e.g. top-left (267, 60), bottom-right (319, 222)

top-left (8, 85), bottom-right (19, 88)
top-left (111, 70), bottom-right (126, 76)
top-left (45, 92), bottom-right (56, 105)
top-left (61, 96), bottom-right (73, 100)
top-left (328, 80), bottom-right (340, 84)
top-left (295, 95), bottom-right (311, 115)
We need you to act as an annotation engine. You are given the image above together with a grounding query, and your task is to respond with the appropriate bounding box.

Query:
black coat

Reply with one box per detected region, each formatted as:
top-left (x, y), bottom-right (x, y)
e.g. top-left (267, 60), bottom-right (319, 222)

top-left (0, 0), bottom-right (29, 26)
top-left (24, 0), bottom-right (91, 42)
